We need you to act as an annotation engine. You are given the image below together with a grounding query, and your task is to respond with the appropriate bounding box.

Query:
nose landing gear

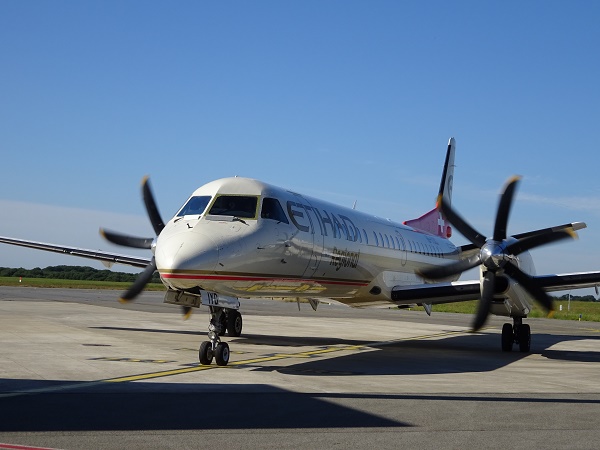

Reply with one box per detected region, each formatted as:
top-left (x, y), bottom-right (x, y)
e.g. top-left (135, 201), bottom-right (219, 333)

top-left (198, 306), bottom-right (241, 366)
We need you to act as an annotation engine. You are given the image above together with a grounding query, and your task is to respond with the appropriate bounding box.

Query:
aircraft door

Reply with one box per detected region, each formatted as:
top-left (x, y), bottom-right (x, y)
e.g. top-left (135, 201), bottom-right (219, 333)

top-left (395, 230), bottom-right (408, 266)
top-left (256, 197), bottom-right (296, 274)
top-left (301, 197), bottom-right (324, 278)
top-left (286, 194), bottom-right (323, 279)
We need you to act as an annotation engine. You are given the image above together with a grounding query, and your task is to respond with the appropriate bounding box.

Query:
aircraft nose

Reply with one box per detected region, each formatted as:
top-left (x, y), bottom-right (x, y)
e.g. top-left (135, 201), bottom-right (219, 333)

top-left (155, 231), bottom-right (219, 273)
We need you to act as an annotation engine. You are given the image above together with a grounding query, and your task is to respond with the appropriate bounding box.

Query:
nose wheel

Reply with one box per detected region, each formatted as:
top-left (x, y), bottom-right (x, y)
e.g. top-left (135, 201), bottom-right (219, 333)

top-left (199, 340), bottom-right (230, 366)
top-left (199, 306), bottom-right (237, 366)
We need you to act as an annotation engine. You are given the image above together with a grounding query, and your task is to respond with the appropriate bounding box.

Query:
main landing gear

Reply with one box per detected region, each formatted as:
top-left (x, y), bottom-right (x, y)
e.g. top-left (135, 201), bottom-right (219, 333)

top-left (198, 306), bottom-right (243, 366)
top-left (501, 316), bottom-right (531, 353)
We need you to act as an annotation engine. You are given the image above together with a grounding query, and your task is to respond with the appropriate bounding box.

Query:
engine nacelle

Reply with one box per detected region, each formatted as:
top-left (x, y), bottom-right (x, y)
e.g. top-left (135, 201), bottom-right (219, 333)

top-left (484, 249), bottom-right (536, 318)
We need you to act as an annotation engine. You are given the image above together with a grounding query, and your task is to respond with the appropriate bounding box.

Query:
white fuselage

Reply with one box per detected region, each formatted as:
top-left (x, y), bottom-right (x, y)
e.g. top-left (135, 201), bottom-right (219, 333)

top-left (155, 177), bottom-right (460, 307)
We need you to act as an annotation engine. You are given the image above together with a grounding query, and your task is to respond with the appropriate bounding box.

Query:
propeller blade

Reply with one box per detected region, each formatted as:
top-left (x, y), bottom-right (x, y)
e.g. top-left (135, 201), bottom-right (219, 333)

top-left (505, 229), bottom-right (576, 256)
top-left (493, 176), bottom-right (521, 241)
top-left (439, 196), bottom-right (487, 248)
top-left (503, 262), bottom-right (554, 313)
top-left (182, 306), bottom-right (193, 319)
top-left (512, 222), bottom-right (585, 241)
top-left (472, 270), bottom-right (495, 331)
top-left (100, 228), bottom-right (154, 249)
top-left (142, 176), bottom-right (165, 235)
top-left (120, 257), bottom-right (157, 302)
top-left (418, 253), bottom-right (482, 280)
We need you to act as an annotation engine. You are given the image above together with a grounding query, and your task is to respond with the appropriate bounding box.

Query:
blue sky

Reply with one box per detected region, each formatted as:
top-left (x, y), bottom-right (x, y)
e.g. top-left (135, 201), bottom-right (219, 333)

top-left (1, 1), bottom-right (599, 291)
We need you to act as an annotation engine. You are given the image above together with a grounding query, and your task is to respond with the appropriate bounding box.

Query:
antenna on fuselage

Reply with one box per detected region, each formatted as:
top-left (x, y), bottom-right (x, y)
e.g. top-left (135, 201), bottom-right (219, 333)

top-left (352, 200), bottom-right (357, 210)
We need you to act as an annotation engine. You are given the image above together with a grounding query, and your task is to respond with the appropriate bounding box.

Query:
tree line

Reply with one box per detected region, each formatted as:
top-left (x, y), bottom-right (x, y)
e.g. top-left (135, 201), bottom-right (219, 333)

top-left (554, 293), bottom-right (599, 303)
top-left (0, 266), bottom-right (161, 283)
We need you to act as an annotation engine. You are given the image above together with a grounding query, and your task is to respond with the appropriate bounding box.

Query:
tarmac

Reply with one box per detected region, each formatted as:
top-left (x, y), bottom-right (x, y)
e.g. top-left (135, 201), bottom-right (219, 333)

top-left (1, 286), bottom-right (599, 449)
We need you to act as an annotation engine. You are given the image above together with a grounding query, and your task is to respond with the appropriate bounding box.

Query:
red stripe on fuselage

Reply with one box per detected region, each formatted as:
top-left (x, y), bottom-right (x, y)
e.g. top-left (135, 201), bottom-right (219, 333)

top-left (160, 273), bottom-right (369, 287)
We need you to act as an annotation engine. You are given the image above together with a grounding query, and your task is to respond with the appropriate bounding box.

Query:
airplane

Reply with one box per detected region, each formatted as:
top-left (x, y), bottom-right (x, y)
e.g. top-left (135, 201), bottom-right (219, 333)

top-left (2, 137), bottom-right (600, 367)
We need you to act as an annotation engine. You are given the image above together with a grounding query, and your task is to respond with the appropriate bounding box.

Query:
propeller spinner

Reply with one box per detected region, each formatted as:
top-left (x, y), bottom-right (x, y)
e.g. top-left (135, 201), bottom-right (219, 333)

top-left (418, 176), bottom-right (576, 331)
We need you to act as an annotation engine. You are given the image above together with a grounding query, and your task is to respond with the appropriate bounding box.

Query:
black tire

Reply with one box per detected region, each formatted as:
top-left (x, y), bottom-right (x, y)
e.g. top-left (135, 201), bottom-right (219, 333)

top-left (518, 323), bottom-right (531, 353)
top-left (215, 342), bottom-right (230, 366)
top-left (199, 341), bottom-right (213, 365)
top-left (227, 310), bottom-right (243, 337)
top-left (217, 314), bottom-right (227, 336)
top-left (501, 323), bottom-right (513, 352)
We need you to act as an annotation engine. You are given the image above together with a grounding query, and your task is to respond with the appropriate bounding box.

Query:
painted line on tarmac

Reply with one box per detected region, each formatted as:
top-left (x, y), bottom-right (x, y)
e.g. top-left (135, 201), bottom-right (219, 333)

top-left (0, 328), bottom-right (472, 397)
top-left (104, 328), bottom-right (471, 382)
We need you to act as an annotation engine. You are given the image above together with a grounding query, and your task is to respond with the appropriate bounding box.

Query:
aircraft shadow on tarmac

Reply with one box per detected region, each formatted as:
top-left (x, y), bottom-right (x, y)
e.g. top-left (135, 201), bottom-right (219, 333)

top-left (1, 332), bottom-right (599, 432)
top-left (90, 326), bottom-right (380, 347)
top-left (238, 331), bottom-right (600, 377)
top-left (0, 382), bottom-right (407, 432)
top-left (92, 325), bottom-right (600, 375)
top-left (2, 379), bottom-right (599, 433)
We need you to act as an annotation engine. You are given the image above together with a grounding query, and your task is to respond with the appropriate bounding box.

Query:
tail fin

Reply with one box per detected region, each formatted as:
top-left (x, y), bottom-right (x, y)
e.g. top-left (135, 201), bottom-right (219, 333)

top-left (403, 138), bottom-right (456, 238)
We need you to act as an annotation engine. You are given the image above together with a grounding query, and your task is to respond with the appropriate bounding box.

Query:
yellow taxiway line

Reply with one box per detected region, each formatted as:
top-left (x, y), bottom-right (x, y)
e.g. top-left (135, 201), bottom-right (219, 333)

top-left (1, 329), bottom-right (472, 397)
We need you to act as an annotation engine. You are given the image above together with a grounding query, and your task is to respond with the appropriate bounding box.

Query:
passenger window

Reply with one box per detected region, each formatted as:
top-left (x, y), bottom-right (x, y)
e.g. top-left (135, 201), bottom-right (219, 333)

top-left (209, 195), bottom-right (258, 219)
top-left (261, 198), bottom-right (289, 224)
top-left (177, 195), bottom-right (212, 217)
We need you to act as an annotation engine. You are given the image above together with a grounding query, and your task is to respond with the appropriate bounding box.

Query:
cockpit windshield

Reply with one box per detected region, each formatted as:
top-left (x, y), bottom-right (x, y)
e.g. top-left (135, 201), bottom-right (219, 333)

top-left (176, 195), bottom-right (212, 217)
top-left (208, 195), bottom-right (258, 219)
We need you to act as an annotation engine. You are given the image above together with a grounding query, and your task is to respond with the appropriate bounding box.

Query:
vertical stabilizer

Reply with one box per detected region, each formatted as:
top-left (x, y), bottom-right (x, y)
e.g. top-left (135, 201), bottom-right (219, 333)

top-left (403, 138), bottom-right (456, 238)
top-left (438, 137), bottom-right (455, 208)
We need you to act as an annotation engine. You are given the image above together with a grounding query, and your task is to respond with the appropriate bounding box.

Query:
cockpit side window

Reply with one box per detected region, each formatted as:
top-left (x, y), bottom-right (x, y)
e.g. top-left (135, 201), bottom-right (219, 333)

top-left (261, 197), bottom-right (289, 224)
top-left (176, 195), bottom-right (212, 217)
top-left (208, 195), bottom-right (258, 219)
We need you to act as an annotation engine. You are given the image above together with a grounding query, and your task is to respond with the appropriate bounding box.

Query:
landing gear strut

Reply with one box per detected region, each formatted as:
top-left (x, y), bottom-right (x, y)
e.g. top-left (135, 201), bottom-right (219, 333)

top-left (501, 317), bottom-right (531, 353)
top-left (198, 306), bottom-right (243, 366)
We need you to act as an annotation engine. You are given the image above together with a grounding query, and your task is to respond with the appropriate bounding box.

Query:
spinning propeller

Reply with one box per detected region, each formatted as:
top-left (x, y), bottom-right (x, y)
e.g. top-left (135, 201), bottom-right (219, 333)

top-left (100, 177), bottom-right (192, 318)
top-left (418, 176), bottom-right (576, 331)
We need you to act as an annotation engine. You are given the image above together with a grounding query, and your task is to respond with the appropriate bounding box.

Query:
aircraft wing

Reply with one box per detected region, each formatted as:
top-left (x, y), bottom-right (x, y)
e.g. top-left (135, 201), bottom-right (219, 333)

top-left (391, 270), bottom-right (600, 306)
top-left (391, 281), bottom-right (481, 306)
top-left (0, 236), bottom-right (150, 269)
top-left (536, 271), bottom-right (600, 292)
